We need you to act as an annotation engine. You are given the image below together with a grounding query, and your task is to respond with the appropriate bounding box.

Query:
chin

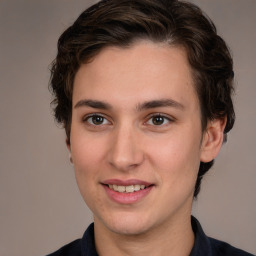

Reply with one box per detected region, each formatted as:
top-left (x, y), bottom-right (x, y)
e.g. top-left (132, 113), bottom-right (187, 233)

top-left (110, 223), bottom-right (150, 236)
top-left (101, 212), bottom-right (156, 236)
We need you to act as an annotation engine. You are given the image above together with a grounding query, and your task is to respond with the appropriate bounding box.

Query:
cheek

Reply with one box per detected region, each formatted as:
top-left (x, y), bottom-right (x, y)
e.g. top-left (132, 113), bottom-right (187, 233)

top-left (70, 133), bottom-right (107, 197)
top-left (71, 141), bottom-right (104, 213)
top-left (151, 132), bottom-right (201, 164)
top-left (71, 131), bottom-right (107, 169)
top-left (148, 132), bottom-right (201, 185)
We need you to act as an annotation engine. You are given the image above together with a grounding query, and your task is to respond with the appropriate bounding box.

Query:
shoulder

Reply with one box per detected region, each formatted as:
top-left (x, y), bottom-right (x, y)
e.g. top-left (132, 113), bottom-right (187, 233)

top-left (45, 223), bottom-right (96, 256)
top-left (45, 239), bottom-right (82, 256)
top-left (209, 237), bottom-right (255, 256)
top-left (191, 216), bottom-right (254, 256)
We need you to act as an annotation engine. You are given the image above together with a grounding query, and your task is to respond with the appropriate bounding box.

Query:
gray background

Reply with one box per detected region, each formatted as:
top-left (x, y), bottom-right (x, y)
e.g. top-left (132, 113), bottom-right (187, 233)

top-left (0, 0), bottom-right (255, 255)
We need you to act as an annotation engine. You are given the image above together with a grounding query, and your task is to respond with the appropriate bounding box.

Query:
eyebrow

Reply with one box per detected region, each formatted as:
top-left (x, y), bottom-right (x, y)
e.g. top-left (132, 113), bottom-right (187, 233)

top-left (74, 99), bottom-right (112, 110)
top-left (136, 99), bottom-right (184, 111)
top-left (74, 98), bottom-right (184, 111)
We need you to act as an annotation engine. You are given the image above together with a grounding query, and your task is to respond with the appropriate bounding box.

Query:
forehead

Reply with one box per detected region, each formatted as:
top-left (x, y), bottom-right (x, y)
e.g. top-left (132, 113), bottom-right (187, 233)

top-left (73, 41), bottom-right (198, 108)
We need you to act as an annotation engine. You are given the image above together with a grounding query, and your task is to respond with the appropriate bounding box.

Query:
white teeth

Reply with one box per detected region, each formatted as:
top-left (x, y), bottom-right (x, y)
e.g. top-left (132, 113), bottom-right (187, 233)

top-left (117, 186), bottom-right (126, 193)
top-left (125, 185), bottom-right (134, 193)
top-left (108, 184), bottom-right (148, 193)
top-left (134, 185), bottom-right (140, 191)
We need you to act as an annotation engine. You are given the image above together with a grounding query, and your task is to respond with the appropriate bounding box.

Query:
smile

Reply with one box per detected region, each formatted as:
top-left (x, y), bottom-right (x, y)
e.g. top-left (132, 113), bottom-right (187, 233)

top-left (108, 184), bottom-right (147, 193)
top-left (102, 179), bottom-right (154, 204)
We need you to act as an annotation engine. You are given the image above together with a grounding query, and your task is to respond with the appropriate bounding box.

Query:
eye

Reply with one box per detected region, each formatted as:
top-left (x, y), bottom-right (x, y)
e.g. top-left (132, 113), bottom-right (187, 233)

top-left (146, 114), bottom-right (172, 126)
top-left (85, 114), bottom-right (110, 126)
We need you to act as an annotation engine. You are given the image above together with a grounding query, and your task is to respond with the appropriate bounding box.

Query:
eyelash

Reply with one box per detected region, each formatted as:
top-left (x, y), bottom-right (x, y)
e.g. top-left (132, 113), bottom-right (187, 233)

top-left (145, 113), bottom-right (173, 126)
top-left (82, 113), bottom-right (174, 127)
top-left (83, 114), bottom-right (111, 126)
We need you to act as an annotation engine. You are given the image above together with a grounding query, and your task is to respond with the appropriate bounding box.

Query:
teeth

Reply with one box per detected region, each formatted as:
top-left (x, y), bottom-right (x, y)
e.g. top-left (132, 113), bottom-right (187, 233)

top-left (108, 184), bottom-right (147, 193)
top-left (126, 185), bottom-right (134, 193)
top-left (134, 184), bottom-right (141, 191)
top-left (118, 186), bottom-right (126, 193)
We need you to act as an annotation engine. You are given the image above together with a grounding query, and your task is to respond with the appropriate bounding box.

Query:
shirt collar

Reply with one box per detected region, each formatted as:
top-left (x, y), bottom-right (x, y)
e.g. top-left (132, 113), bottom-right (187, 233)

top-left (81, 223), bottom-right (98, 256)
top-left (190, 216), bottom-right (212, 256)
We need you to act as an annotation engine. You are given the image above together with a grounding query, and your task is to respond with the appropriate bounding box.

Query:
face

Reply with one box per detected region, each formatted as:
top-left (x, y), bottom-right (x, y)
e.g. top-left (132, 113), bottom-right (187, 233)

top-left (69, 41), bottom-right (219, 236)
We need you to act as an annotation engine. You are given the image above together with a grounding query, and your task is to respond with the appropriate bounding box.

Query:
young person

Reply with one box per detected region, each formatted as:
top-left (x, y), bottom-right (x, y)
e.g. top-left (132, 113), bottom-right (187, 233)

top-left (47, 0), bottom-right (253, 255)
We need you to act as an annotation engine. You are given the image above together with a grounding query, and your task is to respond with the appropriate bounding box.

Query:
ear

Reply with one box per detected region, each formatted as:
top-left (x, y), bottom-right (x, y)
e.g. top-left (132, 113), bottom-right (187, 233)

top-left (66, 138), bottom-right (73, 163)
top-left (200, 117), bottom-right (227, 163)
top-left (66, 137), bottom-right (71, 152)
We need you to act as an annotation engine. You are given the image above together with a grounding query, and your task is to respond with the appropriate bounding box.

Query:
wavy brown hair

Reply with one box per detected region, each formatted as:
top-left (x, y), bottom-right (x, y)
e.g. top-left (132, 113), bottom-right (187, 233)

top-left (49, 0), bottom-right (235, 197)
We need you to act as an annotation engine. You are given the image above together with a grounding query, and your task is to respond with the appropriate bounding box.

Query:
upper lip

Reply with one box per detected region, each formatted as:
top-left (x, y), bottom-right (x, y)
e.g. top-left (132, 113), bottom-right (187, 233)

top-left (102, 179), bottom-right (153, 187)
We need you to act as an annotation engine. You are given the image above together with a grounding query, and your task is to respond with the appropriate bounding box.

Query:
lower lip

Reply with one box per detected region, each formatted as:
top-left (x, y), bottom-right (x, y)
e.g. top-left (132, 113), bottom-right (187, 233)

top-left (103, 185), bottom-right (154, 204)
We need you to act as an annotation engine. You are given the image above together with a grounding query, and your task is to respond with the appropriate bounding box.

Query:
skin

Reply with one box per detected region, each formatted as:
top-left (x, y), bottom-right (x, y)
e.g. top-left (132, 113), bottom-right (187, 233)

top-left (68, 41), bottom-right (225, 256)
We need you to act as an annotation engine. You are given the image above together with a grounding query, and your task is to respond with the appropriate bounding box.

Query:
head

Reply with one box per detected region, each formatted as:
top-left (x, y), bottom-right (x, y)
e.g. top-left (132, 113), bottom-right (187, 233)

top-left (50, 0), bottom-right (235, 198)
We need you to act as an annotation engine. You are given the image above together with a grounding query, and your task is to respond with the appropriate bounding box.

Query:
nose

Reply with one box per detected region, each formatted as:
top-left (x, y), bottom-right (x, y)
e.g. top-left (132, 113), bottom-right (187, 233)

top-left (107, 124), bottom-right (144, 171)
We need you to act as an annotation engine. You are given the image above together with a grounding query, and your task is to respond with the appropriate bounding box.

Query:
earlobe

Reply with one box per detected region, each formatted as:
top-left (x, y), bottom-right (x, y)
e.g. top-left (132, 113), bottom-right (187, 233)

top-left (66, 138), bottom-right (73, 164)
top-left (66, 138), bottom-right (71, 151)
top-left (200, 117), bottom-right (227, 163)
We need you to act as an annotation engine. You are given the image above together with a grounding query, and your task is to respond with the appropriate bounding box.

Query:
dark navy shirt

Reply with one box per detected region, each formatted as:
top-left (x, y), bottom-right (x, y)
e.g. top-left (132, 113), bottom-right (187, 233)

top-left (46, 217), bottom-right (254, 256)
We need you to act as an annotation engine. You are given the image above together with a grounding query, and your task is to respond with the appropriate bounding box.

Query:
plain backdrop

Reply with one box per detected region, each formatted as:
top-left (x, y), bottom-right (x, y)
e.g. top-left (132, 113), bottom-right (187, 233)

top-left (0, 0), bottom-right (255, 255)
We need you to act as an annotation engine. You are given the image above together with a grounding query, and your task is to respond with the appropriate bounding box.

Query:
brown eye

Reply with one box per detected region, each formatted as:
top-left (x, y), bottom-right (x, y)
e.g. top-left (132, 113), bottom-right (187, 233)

top-left (86, 114), bottom-right (110, 126)
top-left (146, 114), bottom-right (172, 126)
top-left (152, 116), bottom-right (165, 125)
top-left (92, 115), bottom-right (104, 125)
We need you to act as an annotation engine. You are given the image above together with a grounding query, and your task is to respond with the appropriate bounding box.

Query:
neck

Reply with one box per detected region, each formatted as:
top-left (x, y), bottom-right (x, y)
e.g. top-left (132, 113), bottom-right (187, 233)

top-left (94, 211), bottom-right (194, 256)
